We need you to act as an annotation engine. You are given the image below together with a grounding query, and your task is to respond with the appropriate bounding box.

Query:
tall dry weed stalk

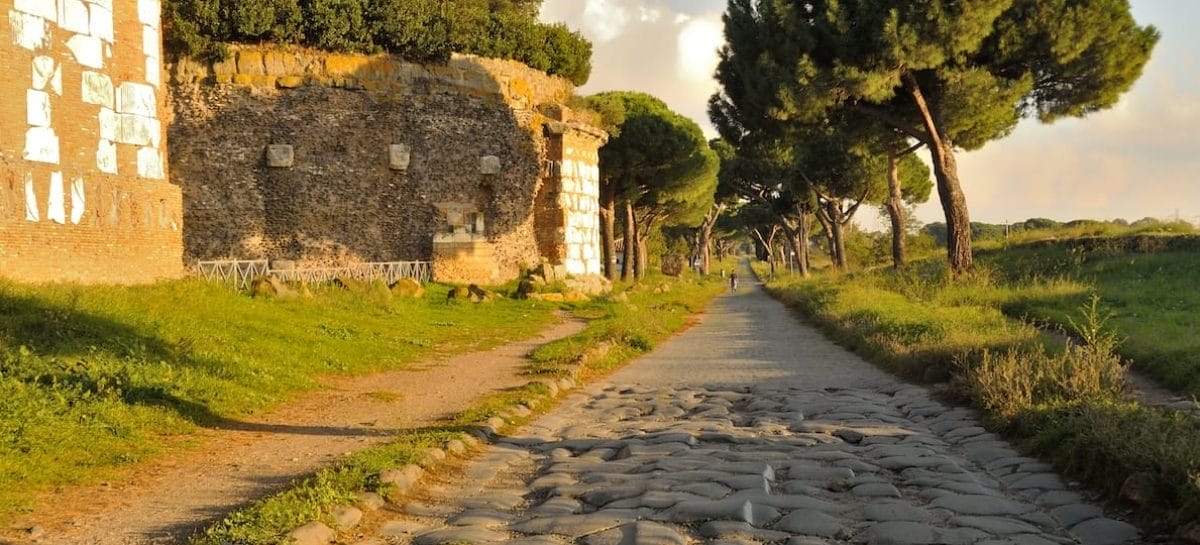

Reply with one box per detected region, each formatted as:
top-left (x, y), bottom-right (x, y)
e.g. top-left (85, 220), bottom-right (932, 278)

top-left (971, 295), bottom-right (1127, 420)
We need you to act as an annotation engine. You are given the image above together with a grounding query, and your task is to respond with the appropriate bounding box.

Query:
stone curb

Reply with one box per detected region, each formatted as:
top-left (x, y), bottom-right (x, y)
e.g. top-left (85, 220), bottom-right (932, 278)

top-left (281, 359), bottom-right (587, 543)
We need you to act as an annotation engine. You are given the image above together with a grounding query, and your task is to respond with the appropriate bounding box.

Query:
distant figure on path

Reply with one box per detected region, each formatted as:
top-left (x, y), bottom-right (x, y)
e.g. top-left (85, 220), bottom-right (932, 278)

top-left (729, 272), bottom-right (738, 291)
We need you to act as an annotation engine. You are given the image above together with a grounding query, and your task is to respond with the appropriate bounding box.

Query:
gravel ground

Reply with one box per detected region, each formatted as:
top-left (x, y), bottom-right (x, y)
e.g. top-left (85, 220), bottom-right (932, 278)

top-left (363, 278), bottom-right (1143, 545)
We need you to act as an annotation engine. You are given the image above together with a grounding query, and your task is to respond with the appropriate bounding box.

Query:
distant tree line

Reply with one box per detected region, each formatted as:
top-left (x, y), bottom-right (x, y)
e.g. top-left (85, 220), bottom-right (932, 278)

top-left (922, 217), bottom-right (1196, 246)
top-left (162, 0), bottom-right (593, 85)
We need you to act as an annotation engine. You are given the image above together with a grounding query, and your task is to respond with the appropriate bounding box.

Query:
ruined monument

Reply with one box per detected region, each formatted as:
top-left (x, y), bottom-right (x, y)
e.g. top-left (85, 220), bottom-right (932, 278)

top-left (169, 48), bottom-right (608, 285)
top-left (0, 0), bottom-right (183, 284)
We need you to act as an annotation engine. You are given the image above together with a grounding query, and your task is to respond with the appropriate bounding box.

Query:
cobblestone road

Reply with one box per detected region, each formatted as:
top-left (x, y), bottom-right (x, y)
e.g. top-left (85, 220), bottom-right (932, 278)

top-left (359, 279), bottom-right (1141, 545)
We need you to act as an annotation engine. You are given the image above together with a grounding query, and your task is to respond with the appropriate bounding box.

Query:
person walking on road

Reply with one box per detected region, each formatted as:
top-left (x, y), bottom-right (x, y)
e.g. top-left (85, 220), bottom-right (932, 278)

top-left (729, 272), bottom-right (738, 291)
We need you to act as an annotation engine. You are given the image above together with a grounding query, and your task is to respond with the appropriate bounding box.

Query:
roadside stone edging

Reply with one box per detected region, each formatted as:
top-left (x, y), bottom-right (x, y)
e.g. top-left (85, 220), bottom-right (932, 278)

top-left (282, 363), bottom-right (587, 543)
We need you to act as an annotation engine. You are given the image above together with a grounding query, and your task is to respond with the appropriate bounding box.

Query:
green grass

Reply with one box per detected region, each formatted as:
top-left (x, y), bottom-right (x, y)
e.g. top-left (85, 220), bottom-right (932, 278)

top-left (758, 263), bottom-right (1048, 380)
top-left (753, 238), bottom-right (1200, 529)
top-left (978, 241), bottom-right (1200, 397)
top-left (192, 271), bottom-right (727, 545)
top-left (0, 279), bottom-right (559, 522)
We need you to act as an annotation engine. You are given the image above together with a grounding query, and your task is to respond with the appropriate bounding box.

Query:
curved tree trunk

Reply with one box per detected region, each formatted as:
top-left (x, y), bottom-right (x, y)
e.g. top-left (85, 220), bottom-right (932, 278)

top-left (904, 71), bottom-right (972, 274)
top-left (814, 203), bottom-right (841, 270)
top-left (827, 200), bottom-right (848, 271)
top-left (621, 200), bottom-right (635, 281)
top-left (886, 151), bottom-right (906, 269)
top-left (635, 235), bottom-right (647, 279)
top-left (599, 181), bottom-right (617, 280)
top-left (696, 205), bottom-right (722, 276)
top-left (789, 206), bottom-right (812, 277)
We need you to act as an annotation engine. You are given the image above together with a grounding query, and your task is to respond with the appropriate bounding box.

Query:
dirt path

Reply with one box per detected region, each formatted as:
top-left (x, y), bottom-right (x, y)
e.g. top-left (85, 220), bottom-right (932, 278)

top-left (4, 317), bottom-right (586, 545)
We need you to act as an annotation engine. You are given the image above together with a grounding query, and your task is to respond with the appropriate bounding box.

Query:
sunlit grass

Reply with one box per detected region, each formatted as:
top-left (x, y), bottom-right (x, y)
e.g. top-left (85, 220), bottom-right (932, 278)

top-left (755, 235), bottom-right (1200, 527)
top-left (0, 278), bottom-right (558, 522)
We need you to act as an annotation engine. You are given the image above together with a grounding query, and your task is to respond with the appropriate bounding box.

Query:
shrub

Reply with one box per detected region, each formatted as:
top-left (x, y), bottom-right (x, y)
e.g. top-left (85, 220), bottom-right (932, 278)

top-left (162, 0), bottom-right (593, 85)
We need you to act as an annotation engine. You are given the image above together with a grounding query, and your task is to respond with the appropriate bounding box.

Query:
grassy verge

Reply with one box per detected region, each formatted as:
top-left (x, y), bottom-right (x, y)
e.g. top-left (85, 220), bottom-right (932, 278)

top-left (754, 258), bottom-right (1200, 531)
top-left (192, 272), bottom-right (726, 545)
top-left (0, 279), bottom-right (560, 522)
top-left (976, 239), bottom-right (1200, 397)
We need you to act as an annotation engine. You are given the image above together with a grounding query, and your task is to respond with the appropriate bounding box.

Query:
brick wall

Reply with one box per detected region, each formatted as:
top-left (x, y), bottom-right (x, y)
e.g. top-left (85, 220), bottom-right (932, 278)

top-left (0, 0), bottom-right (183, 284)
top-left (169, 47), bottom-right (605, 284)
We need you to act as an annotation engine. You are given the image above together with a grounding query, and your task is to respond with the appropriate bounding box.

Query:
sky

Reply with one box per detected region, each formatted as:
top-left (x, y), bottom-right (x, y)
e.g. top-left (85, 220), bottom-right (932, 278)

top-left (539, 0), bottom-right (1200, 231)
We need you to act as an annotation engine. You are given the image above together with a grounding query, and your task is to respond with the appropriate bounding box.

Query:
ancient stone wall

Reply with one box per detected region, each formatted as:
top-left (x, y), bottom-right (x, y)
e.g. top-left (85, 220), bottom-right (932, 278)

top-left (0, 0), bottom-right (183, 284)
top-left (169, 48), bottom-right (603, 284)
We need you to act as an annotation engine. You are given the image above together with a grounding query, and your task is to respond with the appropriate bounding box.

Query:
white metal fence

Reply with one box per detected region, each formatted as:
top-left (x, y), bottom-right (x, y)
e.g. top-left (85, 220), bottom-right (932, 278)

top-left (195, 260), bottom-right (431, 291)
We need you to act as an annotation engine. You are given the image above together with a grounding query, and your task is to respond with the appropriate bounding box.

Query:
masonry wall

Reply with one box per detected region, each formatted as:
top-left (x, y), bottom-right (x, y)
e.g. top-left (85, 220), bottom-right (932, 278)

top-left (0, 0), bottom-right (183, 284)
top-left (169, 48), bottom-right (597, 283)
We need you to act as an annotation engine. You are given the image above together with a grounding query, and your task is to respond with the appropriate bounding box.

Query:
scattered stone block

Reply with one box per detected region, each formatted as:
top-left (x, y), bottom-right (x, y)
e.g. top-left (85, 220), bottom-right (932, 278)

top-left (1119, 472), bottom-right (1156, 505)
top-left (277, 76), bottom-right (305, 88)
top-left (267, 144), bottom-right (294, 168)
top-left (1070, 518), bottom-right (1140, 545)
top-left (355, 491), bottom-right (386, 511)
top-left (480, 155), bottom-right (502, 175)
top-left (380, 464), bottom-right (425, 500)
top-left (331, 506), bottom-right (363, 530)
top-left (390, 144), bottom-right (412, 171)
top-left (390, 277), bottom-right (425, 298)
top-left (772, 509), bottom-right (846, 538)
top-left (251, 275), bottom-right (299, 299)
top-left (446, 286), bottom-right (472, 302)
top-left (287, 521), bottom-right (335, 545)
top-left (334, 276), bottom-right (368, 293)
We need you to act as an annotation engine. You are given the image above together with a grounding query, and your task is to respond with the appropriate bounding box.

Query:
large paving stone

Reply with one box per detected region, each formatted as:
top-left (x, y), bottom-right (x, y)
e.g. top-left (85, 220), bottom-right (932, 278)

top-left (510, 512), bottom-right (639, 538)
top-left (862, 501), bottom-right (938, 523)
top-left (771, 509), bottom-right (847, 538)
top-left (287, 522), bottom-right (335, 545)
top-left (697, 521), bottom-right (793, 542)
top-left (1070, 518), bottom-right (1140, 545)
top-left (378, 520), bottom-right (430, 537)
top-left (1008, 473), bottom-right (1066, 491)
top-left (413, 526), bottom-right (509, 545)
top-left (606, 490), bottom-right (707, 510)
top-left (976, 536), bottom-right (1062, 545)
top-left (930, 494), bottom-right (1034, 516)
top-left (1050, 504), bottom-right (1104, 527)
top-left (446, 509), bottom-right (514, 527)
top-left (661, 498), bottom-right (781, 526)
top-left (853, 482), bottom-right (902, 498)
top-left (528, 496), bottom-right (582, 515)
top-left (582, 521), bottom-right (688, 545)
top-left (672, 482), bottom-right (733, 499)
top-left (580, 483), bottom-right (649, 507)
top-left (950, 515), bottom-right (1042, 535)
top-left (865, 521), bottom-right (988, 545)
top-left (727, 490), bottom-right (851, 513)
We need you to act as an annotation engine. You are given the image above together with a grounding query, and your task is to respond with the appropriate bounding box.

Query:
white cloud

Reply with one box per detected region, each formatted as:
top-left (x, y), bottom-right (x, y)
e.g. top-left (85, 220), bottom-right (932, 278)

top-left (676, 18), bottom-right (723, 84)
top-left (542, 0), bottom-right (726, 138)
top-left (639, 6), bottom-right (662, 23)
top-left (581, 0), bottom-right (632, 43)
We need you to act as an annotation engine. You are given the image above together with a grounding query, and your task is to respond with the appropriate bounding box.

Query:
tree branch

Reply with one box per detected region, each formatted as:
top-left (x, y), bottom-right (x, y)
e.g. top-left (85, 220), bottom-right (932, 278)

top-left (853, 103), bottom-right (929, 145)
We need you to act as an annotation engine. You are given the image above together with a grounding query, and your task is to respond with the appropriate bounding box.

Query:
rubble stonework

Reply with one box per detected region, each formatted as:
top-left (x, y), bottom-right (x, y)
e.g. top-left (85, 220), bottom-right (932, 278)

top-left (0, 0), bottom-right (183, 284)
top-left (169, 48), bottom-right (607, 285)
